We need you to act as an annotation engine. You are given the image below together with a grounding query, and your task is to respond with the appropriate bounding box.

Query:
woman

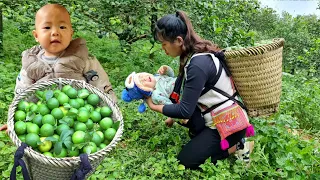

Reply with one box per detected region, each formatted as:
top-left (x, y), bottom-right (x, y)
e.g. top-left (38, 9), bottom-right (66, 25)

top-left (146, 10), bottom-right (252, 169)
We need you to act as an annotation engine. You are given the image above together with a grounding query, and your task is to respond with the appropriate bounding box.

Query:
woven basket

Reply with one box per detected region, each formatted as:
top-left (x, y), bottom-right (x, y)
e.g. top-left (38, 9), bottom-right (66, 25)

top-left (224, 38), bottom-right (285, 117)
top-left (7, 78), bottom-right (124, 180)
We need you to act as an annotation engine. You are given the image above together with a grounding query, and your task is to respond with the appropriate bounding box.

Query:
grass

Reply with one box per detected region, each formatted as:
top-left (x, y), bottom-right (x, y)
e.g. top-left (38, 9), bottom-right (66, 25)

top-left (0, 19), bottom-right (319, 179)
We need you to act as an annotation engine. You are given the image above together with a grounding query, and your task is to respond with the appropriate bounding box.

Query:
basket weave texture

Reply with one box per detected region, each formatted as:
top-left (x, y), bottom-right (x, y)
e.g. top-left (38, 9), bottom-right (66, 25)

top-left (224, 38), bottom-right (285, 117)
top-left (7, 78), bottom-right (124, 180)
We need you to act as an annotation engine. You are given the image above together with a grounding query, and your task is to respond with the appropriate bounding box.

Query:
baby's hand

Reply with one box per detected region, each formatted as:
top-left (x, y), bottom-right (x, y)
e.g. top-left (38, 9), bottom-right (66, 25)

top-left (165, 117), bottom-right (174, 127)
top-left (157, 65), bottom-right (168, 75)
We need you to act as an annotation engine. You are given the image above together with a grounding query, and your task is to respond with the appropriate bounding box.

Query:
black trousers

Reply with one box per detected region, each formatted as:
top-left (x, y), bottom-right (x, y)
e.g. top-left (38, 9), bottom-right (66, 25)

top-left (177, 107), bottom-right (246, 169)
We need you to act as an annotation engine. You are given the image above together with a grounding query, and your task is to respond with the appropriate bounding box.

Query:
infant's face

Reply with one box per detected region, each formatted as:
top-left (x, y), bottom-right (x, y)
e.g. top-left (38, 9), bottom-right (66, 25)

top-left (137, 72), bottom-right (156, 89)
top-left (33, 6), bottom-right (73, 57)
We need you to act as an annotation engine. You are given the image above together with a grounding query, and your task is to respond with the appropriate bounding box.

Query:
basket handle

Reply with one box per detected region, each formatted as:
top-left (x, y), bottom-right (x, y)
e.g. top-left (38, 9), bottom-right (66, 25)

top-left (10, 143), bottom-right (30, 180)
top-left (70, 153), bottom-right (92, 180)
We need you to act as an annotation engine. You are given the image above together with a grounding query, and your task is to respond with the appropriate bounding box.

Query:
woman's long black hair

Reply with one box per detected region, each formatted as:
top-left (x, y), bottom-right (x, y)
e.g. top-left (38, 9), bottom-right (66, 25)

top-left (154, 10), bottom-right (221, 75)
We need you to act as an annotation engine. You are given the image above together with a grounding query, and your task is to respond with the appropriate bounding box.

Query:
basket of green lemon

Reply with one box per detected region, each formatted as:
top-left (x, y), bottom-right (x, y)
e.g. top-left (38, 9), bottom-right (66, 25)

top-left (224, 38), bottom-right (285, 117)
top-left (7, 78), bottom-right (123, 180)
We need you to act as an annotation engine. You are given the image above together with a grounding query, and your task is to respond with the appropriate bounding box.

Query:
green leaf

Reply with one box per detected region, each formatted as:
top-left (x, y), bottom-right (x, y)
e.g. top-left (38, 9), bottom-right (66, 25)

top-left (112, 121), bottom-right (120, 130)
top-left (60, 129), bottom-right (73, 142)
top-left (63, 103), bottom-right (72, 110)
top-left (73, 142), bottom-right (87, 150)
top-left (26, 112), bottom-right (35, 121)
top-left (51, 84), bottom-right (57, 89)
top-left (63, 139), bottom-right (73, 150)
top-left (45, 136), bottom-right (58, 142)
top-left (45, 90), bottom-right (54, 100)
top-left (54, 141), bottom-right (63, 155)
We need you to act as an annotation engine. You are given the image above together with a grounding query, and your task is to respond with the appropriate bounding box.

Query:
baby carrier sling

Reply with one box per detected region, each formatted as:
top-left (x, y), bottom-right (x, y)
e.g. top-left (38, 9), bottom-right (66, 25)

top-left (169, 51), bottom-right (254, 150)
top-left (169, 51), bottom-right (245, 108)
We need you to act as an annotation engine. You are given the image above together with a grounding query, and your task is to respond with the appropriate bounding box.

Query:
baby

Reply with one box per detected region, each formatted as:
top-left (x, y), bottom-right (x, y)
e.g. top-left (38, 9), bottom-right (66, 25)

top-left (121, 65), bottom-right (187, 127)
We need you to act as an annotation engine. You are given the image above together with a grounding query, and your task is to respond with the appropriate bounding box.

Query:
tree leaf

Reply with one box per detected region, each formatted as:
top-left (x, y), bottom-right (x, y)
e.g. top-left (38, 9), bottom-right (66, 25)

top-left (60, 129), bottom-right (73, 142)
top-left (63, 140), bottom-right (73, 150)
top-left (112, 121), bottom-right (120, 130)
top-left (54, 141), bottom-right (63, 155)
top-left (45, 90), bottom-right (54, 100)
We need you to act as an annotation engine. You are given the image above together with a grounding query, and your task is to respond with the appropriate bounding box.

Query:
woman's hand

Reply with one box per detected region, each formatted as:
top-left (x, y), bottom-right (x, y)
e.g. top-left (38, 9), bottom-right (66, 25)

top-left (0, 124), bottom-right (8, 134)
top-left (157, 65), bottom-right (168, 75)
top-left (165, 118), bottom-right (174, 127)
top-left (145, 97), bottom-right (164, 113)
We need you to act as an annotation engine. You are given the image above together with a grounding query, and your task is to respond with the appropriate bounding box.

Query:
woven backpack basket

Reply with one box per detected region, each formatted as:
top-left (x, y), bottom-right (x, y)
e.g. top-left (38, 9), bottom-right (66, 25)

top-left (7, 78), bottom-right (124, 180)
top-left (224, 38), bottom-right (285, 117)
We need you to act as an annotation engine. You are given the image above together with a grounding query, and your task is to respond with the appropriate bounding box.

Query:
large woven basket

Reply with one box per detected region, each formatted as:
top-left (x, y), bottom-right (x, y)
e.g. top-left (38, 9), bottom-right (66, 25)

top-left (7, 78), bottom-right (124, 180)
top-left (224, 38), bottom-right (285, 117)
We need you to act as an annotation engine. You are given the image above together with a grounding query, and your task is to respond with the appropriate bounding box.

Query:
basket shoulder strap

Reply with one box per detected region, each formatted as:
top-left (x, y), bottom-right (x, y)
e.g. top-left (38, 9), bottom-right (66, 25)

top-left (10, 143), bottom-right (30, 180)
top-left (71, 153), bottom-right (92, 180)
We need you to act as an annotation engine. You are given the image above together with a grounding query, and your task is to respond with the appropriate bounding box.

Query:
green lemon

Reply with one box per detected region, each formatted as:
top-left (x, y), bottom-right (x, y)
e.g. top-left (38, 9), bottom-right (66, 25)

top-left (104, 128), bottom-right (116, 141)
top-left (26, 123), bottom-right (40, 134)
top-left (99, 117), bottom-right (113, 130)
top-left (77, 110), bottom-right (90, 123)
top-left (29, 104), bottom-right (38, 113)
top-left (100, 106), bottom-right (112, 117)
top-left (54, 147), bottom-right (68, 158)
top-left (32, 114), bottom-right (43, 126)
top-left (91, 132), bottom-right (102, 146)
top-left (85, 119), bottom-right (94, 130)
top-left (69, 99), bottom-right (81, 109)
top-left (25, 133), bottom-right (40, 148)
top-left (76, 98), bottom-right (85, 107)
top-left (38, 137), bottom-right (53, 152)
top-left (51, 108), bottom-right (64, 120)
top-left (17, 101), bottom-right (30, 112)
top-left (87, 94), bottom-right (100, 106)
top-left (40, 124), bottom-right (54, 137)
top-left (14, 110), bottom-right (26, 121)
top-left (84, 104), bottom-right (94, 112)
top-left (99, 143), bottom-right (107, 149)
top-left (72, 131), bottom-right (86, 144)
top-left (42, 114), bottom-right (55, 125)
top-left (38, 104), bottom-right (50, 116)
top-left (43, 152), bottom-right (54, 157)
top-left (96, 131), bottom-right (104, 141)
top-left (59, 106), bottom-right (68, 116)
top-left (53, 89), bottom-right (61, 98)
top-left (74, 122), bottom-right (87, 131)
top-left (82, 142), bottom-right (97, 154)
top-left (14, 121), bottom-right (27, 135)
top-left (18, 134), bottom-right (26, 142)
top-left (62, 85), bottom-right (72, 94)
top-left (66, 88), bottom-right (78, 99)
top-left (90, 111), bottom-right (101, 123)
top-left (57, 92), bottom-right (69, 106)
top-left (47, 98), bottom-right (60, 110)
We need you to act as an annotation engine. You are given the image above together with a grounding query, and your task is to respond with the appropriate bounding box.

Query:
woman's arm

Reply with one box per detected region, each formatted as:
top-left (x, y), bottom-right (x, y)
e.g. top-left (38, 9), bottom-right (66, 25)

top-left (148, 55), bottom-right (216, 119)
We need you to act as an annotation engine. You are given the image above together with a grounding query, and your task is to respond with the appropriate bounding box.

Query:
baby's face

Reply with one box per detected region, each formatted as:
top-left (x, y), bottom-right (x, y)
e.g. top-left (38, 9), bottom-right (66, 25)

top-left (137, 72), bottom-right (156, 89)
top-left (33, 5), bottom-right (73, 57)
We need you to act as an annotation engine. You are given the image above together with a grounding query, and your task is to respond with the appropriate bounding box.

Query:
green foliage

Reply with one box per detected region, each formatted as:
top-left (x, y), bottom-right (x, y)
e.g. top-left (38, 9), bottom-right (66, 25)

top-left (281, 73), bottom-right (320, 131)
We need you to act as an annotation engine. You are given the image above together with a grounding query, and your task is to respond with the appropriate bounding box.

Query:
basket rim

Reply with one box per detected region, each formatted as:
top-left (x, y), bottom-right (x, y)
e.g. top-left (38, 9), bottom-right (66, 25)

top-left (7, 78), bottom-right (124, 166)
top-left (224, 38), bottom-right (285, 58)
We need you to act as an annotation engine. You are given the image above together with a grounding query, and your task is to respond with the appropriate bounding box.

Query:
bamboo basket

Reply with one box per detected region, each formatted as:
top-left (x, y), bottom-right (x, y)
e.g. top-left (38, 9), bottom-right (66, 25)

top-left (224, 38), bottom-right (285, 117)
top-left (7, 78), bottom-right (124, 180)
